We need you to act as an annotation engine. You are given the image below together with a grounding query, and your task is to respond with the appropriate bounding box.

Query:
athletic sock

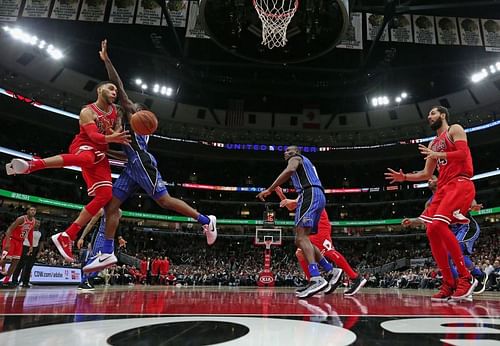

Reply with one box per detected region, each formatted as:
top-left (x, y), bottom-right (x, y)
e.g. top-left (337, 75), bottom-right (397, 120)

top-left (102, 239), bottom-right (114, 254)
top-left (28, 159), bottom-right (46, 173)
top-left (308, 263), bottom-right (321, 277)
top-left (319, 257), bottom-right (333, 272)
top-left (64, 223), bottom-right (82, 240)
top-left (197, 214), bottom-right (210, 225)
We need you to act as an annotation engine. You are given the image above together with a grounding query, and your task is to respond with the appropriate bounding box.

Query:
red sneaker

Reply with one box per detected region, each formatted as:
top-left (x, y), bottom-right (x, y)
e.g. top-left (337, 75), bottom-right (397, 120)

top-left (51, 232), bottom-right (74, 262)
top-left (431, 281), bottom-right (455, 302)
top-left (451, 276), bottom-right (478, 300)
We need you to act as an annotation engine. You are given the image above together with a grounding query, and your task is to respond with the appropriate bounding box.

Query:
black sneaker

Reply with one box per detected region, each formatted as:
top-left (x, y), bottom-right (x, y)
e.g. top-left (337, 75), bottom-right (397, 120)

top-left (21, 283), bottom-right (31, 288)
top-left (323, 268), bottom-right (343, 295)
top-left (297, 276), bottom-right (328, 299)
top-left (295, 285), bottom-right (308, 295)
top-left (473, 272), bottom-right (488, 295)
top-left (78, 281), bottom-right (95, 291)
top-left (344, 275), bottom-right (367, 296)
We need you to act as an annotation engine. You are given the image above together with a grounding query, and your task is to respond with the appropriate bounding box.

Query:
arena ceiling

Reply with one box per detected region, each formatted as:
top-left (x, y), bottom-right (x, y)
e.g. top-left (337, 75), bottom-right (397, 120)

top-left (1, 0), bottom-right (500, 113)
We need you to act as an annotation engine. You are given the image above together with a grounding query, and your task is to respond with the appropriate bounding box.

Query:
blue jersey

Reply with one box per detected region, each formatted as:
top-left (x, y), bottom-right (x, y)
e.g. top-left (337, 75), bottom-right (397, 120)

top-left (123, 121), bottom-right (157, 168)
top-left (113, 117), bottom-right (168, 201)
top-left (289, 154), bottom-right (323, 193)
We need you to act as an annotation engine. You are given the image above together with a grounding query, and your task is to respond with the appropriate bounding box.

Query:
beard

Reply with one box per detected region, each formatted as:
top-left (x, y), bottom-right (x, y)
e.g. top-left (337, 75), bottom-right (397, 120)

top-left (430, 117), bottom-right (442, 131)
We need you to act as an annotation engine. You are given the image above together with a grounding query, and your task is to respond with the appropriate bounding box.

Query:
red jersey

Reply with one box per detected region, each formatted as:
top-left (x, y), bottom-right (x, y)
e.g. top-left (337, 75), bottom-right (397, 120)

top-left (151, 259), bottom-right (161, 275)
top-left (70, 103), bottom-right (118, 152)
top-left (10, 216), bottom-right (35, 243)
top-left (160, 259), bottom-right (170, 275)
top-left (430, 129), bottom-right (473, 186)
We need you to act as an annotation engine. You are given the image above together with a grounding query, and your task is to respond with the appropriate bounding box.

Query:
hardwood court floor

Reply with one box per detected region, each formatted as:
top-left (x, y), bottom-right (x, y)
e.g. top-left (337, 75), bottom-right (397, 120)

top-left (0, 286), bottom-right (498, 345)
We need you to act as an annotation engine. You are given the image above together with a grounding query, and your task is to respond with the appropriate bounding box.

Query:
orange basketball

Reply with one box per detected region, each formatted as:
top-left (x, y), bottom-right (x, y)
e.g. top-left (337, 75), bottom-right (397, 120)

top-left (130, 110), bottom-right (158, 135)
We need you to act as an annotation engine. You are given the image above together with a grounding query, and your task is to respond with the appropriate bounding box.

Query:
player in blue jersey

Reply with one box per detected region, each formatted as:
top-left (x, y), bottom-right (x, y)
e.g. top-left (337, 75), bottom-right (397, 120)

top-left (84, 40), bottom-right (217, 272)
top-left (76, 209), bottom-right (127, 290)
top-left (402, 175), bottom-right (488, 296)
top-left (257, 146), bottom-right (338, 298)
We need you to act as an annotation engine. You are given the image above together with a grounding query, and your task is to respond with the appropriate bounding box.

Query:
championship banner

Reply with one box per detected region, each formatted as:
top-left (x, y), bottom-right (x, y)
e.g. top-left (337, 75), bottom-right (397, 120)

top-left (482, 19), bottom-right (500, 52)
top-left (109, 0), bottom-right (137, 24)
top-left (458, 17), bottom-right (483, 46)
top-left (161, 0), bottom-right (188, 27)
top-left (0, 0), bottom-right (22, 21)
top-left (390, 14), bottom-right (412, 43)
top-left (185, 0), bottom-right (209, 38)
top-left (366, 13), bottom-right (389, 41)
top-left (436, 16), bottom-right (459, 45)
top-left (22, 0), bottom-right (51, 18)
top-left (337, 12), bottom-right (363, 50)
top-left (78, 0), bottom-right (107, 22)
top-left (413, 15), bottom-right (436, 45)
top-left (50, 0), bottom-right (80, 20)
top-left (135, 0), bottom-right (161, 26)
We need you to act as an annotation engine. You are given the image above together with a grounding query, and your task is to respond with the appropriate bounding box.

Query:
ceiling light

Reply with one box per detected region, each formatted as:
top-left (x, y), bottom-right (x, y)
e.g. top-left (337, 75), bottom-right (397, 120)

top-left (166, 87), bottom-right (173, 96)
top-left (395, 96), bottom-right (402, 103)
top-left (135, 78), bottom-right (142, 85)
top-left (401, 92), bottom-right (408, 99)
top-left (141, 84), bottom-right (147, 90)
top-left (371, 98), bottom-right (378, 107)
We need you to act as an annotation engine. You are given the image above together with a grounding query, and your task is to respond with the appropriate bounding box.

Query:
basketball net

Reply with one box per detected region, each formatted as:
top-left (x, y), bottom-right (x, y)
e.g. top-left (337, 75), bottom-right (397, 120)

top-left (264, 239), bottom-right (273, 250)
top-left (253, 0), bottom-right (299, 49)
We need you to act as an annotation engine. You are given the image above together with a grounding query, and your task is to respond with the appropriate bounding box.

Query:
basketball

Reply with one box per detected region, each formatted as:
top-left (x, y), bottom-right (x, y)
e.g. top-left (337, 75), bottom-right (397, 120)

top-left (130, 110), bottom-right (158, 135)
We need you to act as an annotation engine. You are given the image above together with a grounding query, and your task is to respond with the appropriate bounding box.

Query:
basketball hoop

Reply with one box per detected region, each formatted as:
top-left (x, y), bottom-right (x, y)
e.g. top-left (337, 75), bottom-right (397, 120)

top-left (264, 239), bottom-right (273, 250)
top-left (252, 0), bottom-right (299, 49)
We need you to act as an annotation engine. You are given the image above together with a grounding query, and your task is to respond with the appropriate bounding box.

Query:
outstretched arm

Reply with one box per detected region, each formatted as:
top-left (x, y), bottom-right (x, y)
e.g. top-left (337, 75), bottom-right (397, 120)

top-left (99, 39), bottom-right (135, 115)
top-left (256, 157), bottom-right (301, 201)
top-left (385, 143), bottom-right (437, 183)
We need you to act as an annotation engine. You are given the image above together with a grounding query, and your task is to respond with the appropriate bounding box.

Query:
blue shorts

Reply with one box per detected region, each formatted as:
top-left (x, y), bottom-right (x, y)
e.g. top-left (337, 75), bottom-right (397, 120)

top-left (295, 187), bottom-right (326, 235)
top-left (113, 160), bottom-right (168, 202)
top-left (450, 216), bottom-right (480, 255)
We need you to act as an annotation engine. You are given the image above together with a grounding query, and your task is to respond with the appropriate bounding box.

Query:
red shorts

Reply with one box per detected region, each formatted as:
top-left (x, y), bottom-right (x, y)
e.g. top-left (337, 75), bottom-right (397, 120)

top-left (419, 177), bottom-right (475, 225)
top-left (69, 143), bottom-right (112, 197)
top-left (2, 237), bottom-right (23, 260)
top-left (309, 210), bottom-right (334, 253)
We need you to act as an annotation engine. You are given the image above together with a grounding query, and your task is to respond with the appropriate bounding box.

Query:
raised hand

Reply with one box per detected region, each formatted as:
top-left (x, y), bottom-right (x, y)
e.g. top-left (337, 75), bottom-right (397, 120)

top-left (99, 39), bottom-right (110, 62)
top-left (385, 168), bottom-right (405, 184)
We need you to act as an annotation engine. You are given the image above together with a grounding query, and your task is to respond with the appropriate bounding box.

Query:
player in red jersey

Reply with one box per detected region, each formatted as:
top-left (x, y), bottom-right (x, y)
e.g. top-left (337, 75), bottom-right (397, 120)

top-left (275, 187), bottom-right (366, 296)
top-left (0, 206), bottom-right (36, 287)
top-left (6, 83), bottom-right (130, 262)
top-left (385, 106), bottom-right (477, 301)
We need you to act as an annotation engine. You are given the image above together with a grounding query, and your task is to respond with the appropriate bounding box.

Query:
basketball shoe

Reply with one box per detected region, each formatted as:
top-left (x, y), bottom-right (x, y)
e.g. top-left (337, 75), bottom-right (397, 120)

top-left (473, 272), bottom-right (488, 294)
top-left (323, 268), bottom-right (343, 294)
top-left (83, 251), bottom-right (117, 273)
top-left (5, 158), bottom-right (30, 175)
top-left (203, 215), bottom-right (217, 245)
top-left (344, 275), bottom-right (367, 296)
top-left (451, 276), bottom-right (477, 301)
top-left (51, 232), bottom-right (74, 262)
top-left (297, 276), bottom-right (328, 299)
top-left (431, 281), bottom-right (456, 302)
top-left (78, 280), bottom-right (95, 291)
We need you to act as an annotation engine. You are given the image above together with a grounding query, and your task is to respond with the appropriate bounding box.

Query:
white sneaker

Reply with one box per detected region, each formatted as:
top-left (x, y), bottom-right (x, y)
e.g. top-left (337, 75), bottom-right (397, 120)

top-left (297, 276), bottom-right (328, 299)
top-left (6, 158), bottom-right (30, 175)
top-left (83, 252), bottom-right (117, 273)
top-left (203, 215), bottom-right (217, 245)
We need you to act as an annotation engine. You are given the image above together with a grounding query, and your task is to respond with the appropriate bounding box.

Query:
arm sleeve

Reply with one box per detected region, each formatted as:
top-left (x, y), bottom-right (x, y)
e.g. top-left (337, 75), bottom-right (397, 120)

top-left (446, 140), bottom-right (468, 162)
top-left (82, 123), bottom-right (107, 145)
